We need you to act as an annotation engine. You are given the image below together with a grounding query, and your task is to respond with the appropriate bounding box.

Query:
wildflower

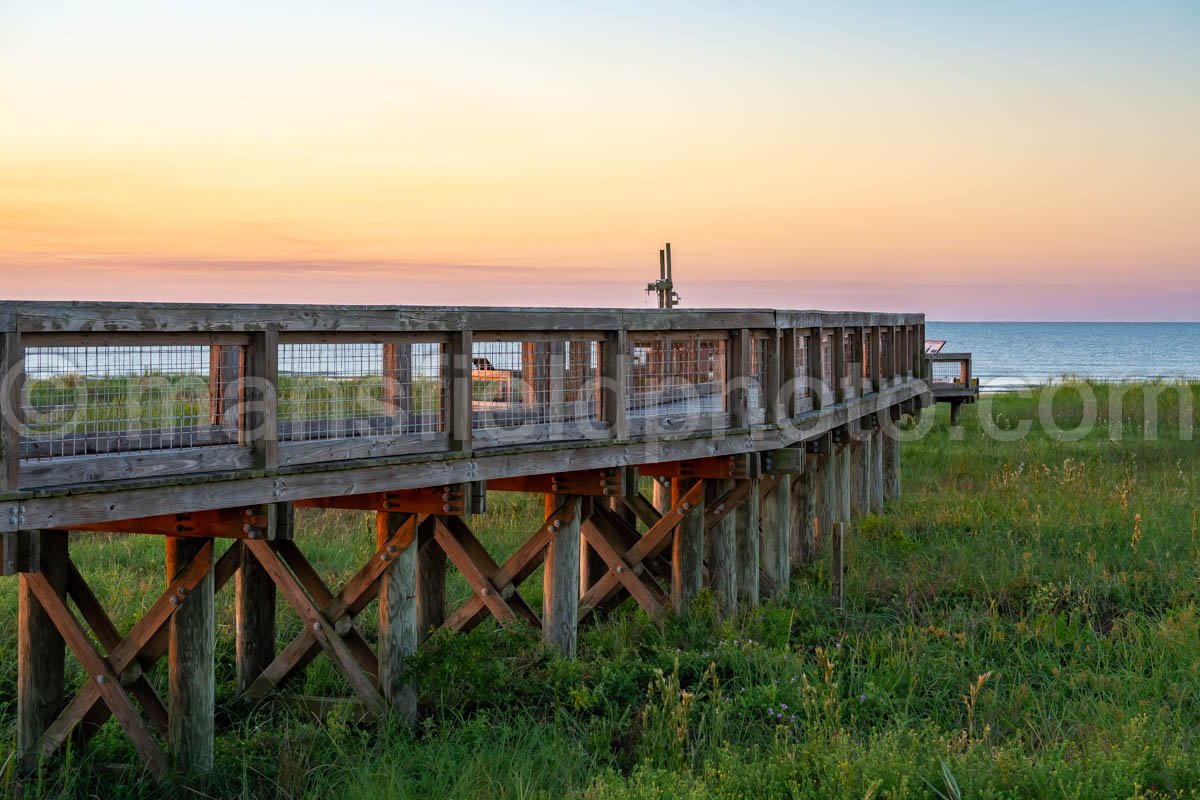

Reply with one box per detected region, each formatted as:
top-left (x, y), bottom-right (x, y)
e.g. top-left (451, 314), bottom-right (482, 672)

top-left (859, 694), bottom-right (866, 702)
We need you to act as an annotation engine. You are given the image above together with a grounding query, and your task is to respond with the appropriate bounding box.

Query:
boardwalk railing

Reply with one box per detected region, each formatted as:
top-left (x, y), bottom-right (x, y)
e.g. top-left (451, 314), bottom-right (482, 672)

top-left (0, 302), bottom-right (931, 780)
top-left (1, 304), bottom-right (927, 494)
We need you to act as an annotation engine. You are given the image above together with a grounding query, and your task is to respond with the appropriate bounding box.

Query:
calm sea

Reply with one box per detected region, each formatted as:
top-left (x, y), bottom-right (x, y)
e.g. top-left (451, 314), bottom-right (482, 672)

top-left (926, 322), bottom-right (1200, 389)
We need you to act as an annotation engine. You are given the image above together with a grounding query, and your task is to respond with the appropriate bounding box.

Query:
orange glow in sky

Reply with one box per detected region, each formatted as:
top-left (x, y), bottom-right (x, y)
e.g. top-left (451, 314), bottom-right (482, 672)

top-left (2, 2), bottom-right (1198, 319)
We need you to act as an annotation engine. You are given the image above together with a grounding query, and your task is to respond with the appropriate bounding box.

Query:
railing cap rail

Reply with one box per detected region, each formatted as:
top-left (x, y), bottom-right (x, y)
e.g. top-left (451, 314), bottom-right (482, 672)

top-left (0, 301), bottom-right (924, 334)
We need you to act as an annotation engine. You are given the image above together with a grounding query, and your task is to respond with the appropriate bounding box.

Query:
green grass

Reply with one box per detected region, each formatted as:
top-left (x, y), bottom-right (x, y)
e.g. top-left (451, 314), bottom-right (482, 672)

top-left (3, 381), bottom-right (1200, 798)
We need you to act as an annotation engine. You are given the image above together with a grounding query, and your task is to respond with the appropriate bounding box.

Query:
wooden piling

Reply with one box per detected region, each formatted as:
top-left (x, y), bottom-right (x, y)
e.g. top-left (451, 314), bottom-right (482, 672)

top-left (706, 479), bottom-right (738, 615)
top-left (671, 478), bottom-right (705, 615)
top-left (166, 536), bottom-right (214, 772)
top-left (735, 479), bottom-right (760, 608)
top-left (850, 434), bottom-right (870, 517)
top-left (831, 521), bottom-right (845, 612)
top-left (836, 443), bottom-right (852, 527)
top-left (543, 495), bottom-right (582, 657)
top-left (883, 430), bottom-right (901, 502)
top-left (814, 452), bottom-right (837, 558)
top-left (760, 474), bottom-right (791, 599)
top-left (869, 427), bottom-right (885, 513)
top-left (235, 540), bottom-right (275, 694)
top-left (377, 511), bottom-right (418, 723)
top-left (790, 465), bottom-right (817, 567)
top-left (416, 515), bottom-right (446, 638)
top-left (17, 530), bottom-right (68, 758)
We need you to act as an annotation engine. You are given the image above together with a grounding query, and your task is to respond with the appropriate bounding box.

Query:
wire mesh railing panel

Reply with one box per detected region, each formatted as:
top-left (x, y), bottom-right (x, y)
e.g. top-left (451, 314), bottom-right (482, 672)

top-left (931, 360), bottom-right (968, 384)
top-left (278, 341), bottom-right (443, 441)
top-left (20, 344), bottom-right (235, 460)
top-left (472, 339), bottom-right (602, 432)
top-left (628, 337), bottom-right (727, 420)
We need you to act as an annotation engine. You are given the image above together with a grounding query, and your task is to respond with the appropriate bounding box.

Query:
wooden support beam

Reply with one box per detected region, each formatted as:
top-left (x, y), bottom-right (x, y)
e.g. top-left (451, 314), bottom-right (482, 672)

top-left (671, 478), bottom-right (705, 615)
top-left (377, 511), bottom-right (418, 724)
top-left (849, 433), bottom-right (870, 518)
top-left (760, 474), bottom-right (790, 599)
top-left (579, 480), bottom-right (703, 623)
top-left (580, 506), bottom-right (669, 622)
top-left (242, 538), bottom-right (387, 717)
top-left (29, 542), bottom-right (236, 773)
top-left (73, 506), bottom-right (270, 539)
top-left (543, 495), bottom-right (582, 657)
top-left (17, 530), bottom-right (67, 758)
top-left (295, 485), bottom-right (468, 515)
top-left (486, 468), bottom-right (628, 497)
top-left (735, 478), bottom-right (760, 608)
top-left (706, 478), bottom-right (737, 615)
top-left (166, 536), bottom-right (215, 773)
top-left (640, 454), bottom-right (758, 481)
top-left (761, 447), bottom-right (805, 475)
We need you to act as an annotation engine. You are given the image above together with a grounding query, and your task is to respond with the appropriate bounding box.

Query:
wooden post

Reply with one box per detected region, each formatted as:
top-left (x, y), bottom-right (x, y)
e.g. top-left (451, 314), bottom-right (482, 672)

top-left (735, 478), bottom-right (760, 608)
top-left (883, 426), bottom-right (901, 502)
top-left (671, 477), bottom-right (704, 615)
top-left (448, 331), bottom-right (474, 453)
top-left (760, 474), bottom-right (790, 599)
top-left (602, 330), bottom-right (628, 440)
top-left (706, 478), bottom-right (737, 615)
top-left (728, 330), bottom-right (751, 428)
top-left (236, 538), bottom-right (276, 695)
top-left (166, 536), bottom-right (214, 772)
top-left (790, 463), bottom-right (817, 567)
top-left (244, 330), bottom-right (279, 470)
top-left (808, 329), bottom-right (826, 411)
top-left (950, 400), bottom-right (963, 427)
top-left (1, 327), bottom-right (22, 492)
top-left (17, 529), bottom-right (68, 757)
top-left (377, 511), bottom-right (418, 723)
top-left (830, 327), bottom-right (847, 403)
top-left (416, 515), bottom-right (445, 638)
top-left (869, 426), bottom-right (884, 513)
top-left (543, 494), bottom-right (581, 657)
top-left (830, 521), bottom-right (844, 612)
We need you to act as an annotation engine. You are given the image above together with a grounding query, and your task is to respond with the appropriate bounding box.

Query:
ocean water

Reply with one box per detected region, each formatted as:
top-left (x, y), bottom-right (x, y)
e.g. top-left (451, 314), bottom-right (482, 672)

top-left (926, 322), bottom-right (1200, 389)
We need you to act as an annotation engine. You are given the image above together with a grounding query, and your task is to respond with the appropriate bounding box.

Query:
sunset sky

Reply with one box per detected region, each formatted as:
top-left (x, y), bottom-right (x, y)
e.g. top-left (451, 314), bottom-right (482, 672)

top-left (2, 1), bottom-right (1198, 319)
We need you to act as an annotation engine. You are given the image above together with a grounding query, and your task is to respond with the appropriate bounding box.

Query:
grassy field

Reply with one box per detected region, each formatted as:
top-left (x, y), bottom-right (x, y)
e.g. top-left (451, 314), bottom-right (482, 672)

top-left (2, 381), bottom-right (1200, 798)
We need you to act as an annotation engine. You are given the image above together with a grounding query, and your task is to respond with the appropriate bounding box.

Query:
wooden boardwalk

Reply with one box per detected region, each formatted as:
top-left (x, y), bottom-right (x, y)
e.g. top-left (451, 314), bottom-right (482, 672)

top-left (0, 302), bottom-right (930, 778)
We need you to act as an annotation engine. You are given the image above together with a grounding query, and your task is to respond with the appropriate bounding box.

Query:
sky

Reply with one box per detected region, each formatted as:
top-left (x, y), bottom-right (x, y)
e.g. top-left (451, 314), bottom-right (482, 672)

top-left (2, 1), bottom-right (1198, 320)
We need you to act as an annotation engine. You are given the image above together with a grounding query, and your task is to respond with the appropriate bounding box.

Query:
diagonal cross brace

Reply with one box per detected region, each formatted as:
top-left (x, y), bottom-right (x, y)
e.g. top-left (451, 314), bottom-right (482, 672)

top-left (240, 517), bottom-right (418, 701)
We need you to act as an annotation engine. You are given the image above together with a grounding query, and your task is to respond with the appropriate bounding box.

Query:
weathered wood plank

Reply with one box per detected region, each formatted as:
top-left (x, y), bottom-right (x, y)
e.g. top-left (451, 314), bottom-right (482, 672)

top-left (760, 474), bottom-right (790, 599)
top-left (705, 479), bottom-right (737, 614)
